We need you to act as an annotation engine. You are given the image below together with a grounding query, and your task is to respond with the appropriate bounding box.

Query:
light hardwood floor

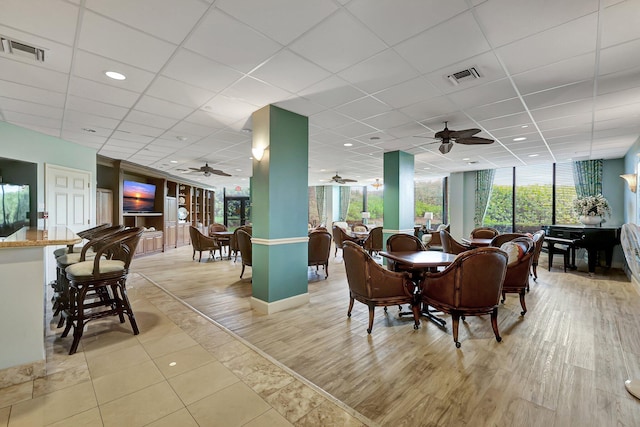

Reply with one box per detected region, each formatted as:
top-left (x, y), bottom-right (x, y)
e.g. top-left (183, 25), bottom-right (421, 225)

top-left (131, 244), bottom-right (640, 426)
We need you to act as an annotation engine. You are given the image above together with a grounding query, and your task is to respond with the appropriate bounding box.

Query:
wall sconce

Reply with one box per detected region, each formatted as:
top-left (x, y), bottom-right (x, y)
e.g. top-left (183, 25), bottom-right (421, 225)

top-left (620, 173), bottom-right (637, 193)
top-left (252, 146), bottom-right (266, 161)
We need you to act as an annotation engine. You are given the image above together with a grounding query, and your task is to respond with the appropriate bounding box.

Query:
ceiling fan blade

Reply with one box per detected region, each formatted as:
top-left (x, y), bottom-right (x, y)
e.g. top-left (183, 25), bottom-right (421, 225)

top-left (450, 128), bottom-right (481, 138)
top-left (342, 178), bottom-right (357, 183)
top-left (189, 167), bottom-right (202, 171)
top-left (210, 169), bottom-right (231, 177)
top-left (456, 136), bottom-right (494, 145)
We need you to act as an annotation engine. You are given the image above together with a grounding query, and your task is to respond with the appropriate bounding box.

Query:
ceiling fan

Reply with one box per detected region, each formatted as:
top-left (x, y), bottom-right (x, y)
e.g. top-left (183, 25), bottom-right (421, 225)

top-left (416, 121), bottom-right (494, 154)
top-left (330, 172), bottom-right (357, 184)
top-left (189, 163), bottom-right (231, 177)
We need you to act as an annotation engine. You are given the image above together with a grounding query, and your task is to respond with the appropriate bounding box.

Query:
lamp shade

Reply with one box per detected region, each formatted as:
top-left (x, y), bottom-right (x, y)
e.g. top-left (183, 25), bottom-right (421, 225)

top-left (621, 174), bottom-right (637, 193)
top-left (361, 212), bottom-right (370, 219)
top-left (424, 212), bottom-right (434, 220)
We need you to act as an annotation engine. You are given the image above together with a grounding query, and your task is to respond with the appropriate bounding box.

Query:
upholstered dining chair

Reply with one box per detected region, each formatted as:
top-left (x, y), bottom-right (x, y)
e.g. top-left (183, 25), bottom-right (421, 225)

top-left (308, 230), bottom-right (332, 278)
top-left (230, 225), bottom-right (252, 261)
top-left (332, 225), bottom-right (359, 257)
top-left (189, 226), bottom-right (220, 261)
top-left (530, 230), bottom-right (545, 282)
top-left (469, 227), bottom-right (500, 239)
top-left (363, 226), bottom-right (383, 256)
top-left (342, 241), bottom-right (420, 334)
top-left (489, 233), bottom-right (527, 248)
top-left (62, 227), bottom-right (144, 354)
top-left (420, 247), bottom-right (508, 348)
top-left (498, 237), bottom-right (535, 315)
top-left (422, 223), bottom-right (449, 250)
top-left (440, 230), bottom-right (471, 255)
top-left (236, 228), bottom-right (253, 279)
top-left (385, 233), bottom-right (425, 273)
top-left (53, 223), bottom-right (112, 258)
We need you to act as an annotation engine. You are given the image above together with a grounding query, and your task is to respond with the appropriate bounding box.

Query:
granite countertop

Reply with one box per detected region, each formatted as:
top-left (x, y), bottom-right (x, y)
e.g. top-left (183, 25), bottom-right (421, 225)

top-left (0, 227), bottom-right (81, 248)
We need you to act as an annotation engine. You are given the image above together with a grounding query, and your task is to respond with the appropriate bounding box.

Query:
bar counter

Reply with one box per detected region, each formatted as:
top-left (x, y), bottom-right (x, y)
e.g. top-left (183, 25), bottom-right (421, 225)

top-left (0, 226), bottom-right (80, 387)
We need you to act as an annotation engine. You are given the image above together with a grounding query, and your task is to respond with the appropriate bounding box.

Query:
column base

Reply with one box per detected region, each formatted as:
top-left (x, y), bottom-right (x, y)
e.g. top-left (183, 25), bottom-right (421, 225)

top-left (250, 293), bottom-right (310, 314)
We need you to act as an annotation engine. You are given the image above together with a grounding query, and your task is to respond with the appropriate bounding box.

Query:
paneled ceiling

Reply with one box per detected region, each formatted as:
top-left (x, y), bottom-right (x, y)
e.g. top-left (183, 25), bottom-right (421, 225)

top-left (1, 0), bottom-right (639, 189)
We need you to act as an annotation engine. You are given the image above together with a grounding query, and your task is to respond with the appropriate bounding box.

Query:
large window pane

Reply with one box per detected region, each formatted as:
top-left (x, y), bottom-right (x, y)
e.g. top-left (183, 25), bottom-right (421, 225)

top-left (415, 178), bottom-right (444, 228)
top-left (347, 187), bottom-right (363, 222)
top-left (485, 167), bottom-right (513, 232)
top-left (556, 162), bottom-right (579, 224)
top-left (515, 164), bottom-right (553, 233)
top-left (367, 186), bottom-right (383, 226)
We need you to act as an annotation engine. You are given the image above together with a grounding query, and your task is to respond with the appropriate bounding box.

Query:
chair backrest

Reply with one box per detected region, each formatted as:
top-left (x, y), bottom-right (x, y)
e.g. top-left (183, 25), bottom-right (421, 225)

top-left (490, 233), bottom-right (527, 248)
top-left (470, 227), bottom-right (500, 239)
top-left (231, 225), bottom-right (252, 252)
top-left (209, 223), bottom-right (227, 233)
top-left (86, 227), bottom-right (144, 277)
top-left (364, 226), bottom-right (383, 251)
top-left (308, 231), bottom-right (332, 264)
top-left (501, 237), bottom-right (535, 290)
top-left (332, 221), bottom-right (350, 232)
top-left (76, 223), bottom-right (112, 239)
top-left (386, 233), bottom-right (425, 252)
top-left (189, 225), bottom-right (201, 247)
top-left (353, 225), bottom-right (368, 232)
top-left (236, 229), bottom-right (252, 266)
top-left (531, 230), bottom-right (545, 265)
top-left (332, 225), bottom-right (348, 246)
top-left (427, 224), bottom-right (450, 247)
top-left (440, 230), bottom-right (469, 255)
top-left (423, 247), bottom-right (508, 310)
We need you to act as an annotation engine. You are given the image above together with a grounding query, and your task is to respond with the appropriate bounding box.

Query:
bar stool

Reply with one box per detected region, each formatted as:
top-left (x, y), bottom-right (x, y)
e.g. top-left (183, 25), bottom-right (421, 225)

top-left (61, 227), bottom-right (143, 354)
top-left (52, 223), bottom-right (112, 258)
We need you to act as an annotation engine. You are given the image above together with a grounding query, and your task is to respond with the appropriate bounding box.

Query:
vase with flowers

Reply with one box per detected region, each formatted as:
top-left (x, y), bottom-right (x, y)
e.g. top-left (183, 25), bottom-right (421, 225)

top-left (572, 194), bottom-right (611, 226)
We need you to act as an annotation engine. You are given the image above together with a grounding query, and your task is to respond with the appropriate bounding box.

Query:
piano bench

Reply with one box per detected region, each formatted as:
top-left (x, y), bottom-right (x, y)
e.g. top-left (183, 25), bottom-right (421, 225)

top-left (545, 239), bottom-right (575, 272)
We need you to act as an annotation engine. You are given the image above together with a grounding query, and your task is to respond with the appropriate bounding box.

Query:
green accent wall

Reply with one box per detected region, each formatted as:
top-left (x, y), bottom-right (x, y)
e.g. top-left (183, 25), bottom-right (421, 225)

top-left (251, 105), bottom-right (309, 303)
top-left (383, 150), bottom-right (415, 231)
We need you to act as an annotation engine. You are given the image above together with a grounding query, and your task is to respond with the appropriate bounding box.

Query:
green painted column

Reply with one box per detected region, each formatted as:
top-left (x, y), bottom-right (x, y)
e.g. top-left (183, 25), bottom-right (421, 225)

top-left (250, 105), bottom-right (309, 314)
top-left (383, 151), bottom-right (415, 247)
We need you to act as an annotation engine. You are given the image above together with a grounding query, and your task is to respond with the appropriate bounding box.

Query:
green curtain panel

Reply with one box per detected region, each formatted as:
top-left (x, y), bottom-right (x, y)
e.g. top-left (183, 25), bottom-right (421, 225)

top-left (315, 185), bottom-right (326, 226)
top-left (475, 169), bottom-right (496, 227)
top-left (339, 186), bottom-right (350, 221)
top-left (573, 159), bottom-right (603, 198)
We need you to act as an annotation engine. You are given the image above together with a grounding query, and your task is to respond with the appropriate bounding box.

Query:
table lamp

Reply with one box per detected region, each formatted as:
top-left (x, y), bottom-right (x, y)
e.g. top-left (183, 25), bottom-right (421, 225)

top-left (361, 211), bottom-right (370, 225)
top-left (424, 212), bottom-right (433, 229)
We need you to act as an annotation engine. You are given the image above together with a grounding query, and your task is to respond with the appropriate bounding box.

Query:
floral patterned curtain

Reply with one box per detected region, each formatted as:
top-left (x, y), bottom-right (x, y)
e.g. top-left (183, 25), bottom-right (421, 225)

top-left (339, 186), bottom-right (350, 221)
top-left (573, 159), bottom-right (603, 198)
top-left (474, 169), bottom-right (496, 227)
top-left (315, 186), bottom-right (326, 226)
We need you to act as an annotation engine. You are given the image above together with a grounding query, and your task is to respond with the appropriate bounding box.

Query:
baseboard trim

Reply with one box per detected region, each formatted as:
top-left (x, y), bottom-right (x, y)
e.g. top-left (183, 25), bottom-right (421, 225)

top-left (250, 293), bottom-right (310, 314)
top-left (0, 359), bottom-right (45, 389)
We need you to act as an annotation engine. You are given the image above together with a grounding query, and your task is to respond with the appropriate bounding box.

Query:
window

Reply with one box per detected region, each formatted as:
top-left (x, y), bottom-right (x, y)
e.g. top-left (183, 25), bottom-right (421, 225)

top-left (515, 164), bottom-right (553, 233)
top-left (555, 162), bottom-right (579, 224)
top-left (367, 185), bottom-right (383, 226)
top-left (347, 187), bottom-right (364, 221)
top-left (484, 168), bottom-right (513, 232)
top-left (415, 177), bottom-right (445, 227)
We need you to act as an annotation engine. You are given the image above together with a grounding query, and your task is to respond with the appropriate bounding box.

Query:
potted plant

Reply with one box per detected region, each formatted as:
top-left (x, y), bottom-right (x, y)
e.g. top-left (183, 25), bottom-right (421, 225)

top-left (572, 194), bottom-right (611, 225)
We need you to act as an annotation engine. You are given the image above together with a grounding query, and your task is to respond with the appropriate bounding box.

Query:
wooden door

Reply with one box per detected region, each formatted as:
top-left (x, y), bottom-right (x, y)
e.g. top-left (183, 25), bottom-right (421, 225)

top-left (45, 164), bottom-right (91, 233)
top-left (96, 188), bottom-right (113, 225)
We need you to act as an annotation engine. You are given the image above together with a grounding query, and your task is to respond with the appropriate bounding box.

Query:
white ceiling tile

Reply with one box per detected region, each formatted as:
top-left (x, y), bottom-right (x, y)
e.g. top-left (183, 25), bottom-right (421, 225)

top-left (73, 50), bottom-right (155, 93)
top-left (0, 0), bottom-right (79, 45)
top-left (595, 86), bottom-right (640, 110)
top-left (79, 11), bottom-right (176, 72)
top-left (4, 111), bottom-right (62, 129)
top-left (479, 112), bottom-right (532, 131)
top-left (599, 40), bottom-right (640, 76)
top-left (466, 98), bottom-right (525, 122)
top-left (0, 80), bottom-right (65, 108)
top-left (374, 77), bottom-right (440, 109)
top-left (68, 77), bottom-right (139, 108)
top-left (85, 0), bottom-right (209, 44)
top-left (289, 10), bottom-right (387, 73)
top-left (135, 95), bottom-right (193, 120)
top-left (0, 57), bottom-right (68, 92)
top-left (395, 12), bottom-right (491, 74)
top-left (334, 96), bottom-right (391, 120)
top-left (333, 121), bottom-right (378, 138)
top-left (338, 49), bottom-right (419, 94)
top-left (116, 122), bottom-right (165, 138)
top-left (362, 111), bottom-right (413, 130)
top-left (298, 76), bottom-right (365, 108)
top-left (216, 0), bottom-right (338, 45)
top-left (61, 129), bottom-right (107, 146)
top-left (475, 0), bottom-right (598, 48)
top-left (0, 97), bottom-right (63, 119)
top-left (524, 81), bottom-right (595, 111)
top-left (126, 110), bottom-right (179, 129)
top-left (251, 49), bottom-right (331, 93)
top-left (400, 96), bottom-right (458, 121)
top-left (497, 14), bottom-right (598, 75)
top-left (222, 76), bottom-right (292, 109)
top-left (162, 49), bottom-right (243, 93)
top-left (184, 9), bottom-right (282, 73)
top-left (512, 53), bottom-right (596, 96)
top-left (347, 0), bottom-right (468, 46)
top-left (146, 76), bottom-right (215, 108)
top-left (66, 96), bottom-right (130, 120)
top-left (447, 78), bottom-right (518, 110)
top-left (183, 110), bottom-right (230, 128)
top-left (273, 97), bottom-right (326, 118)
top-left (170, 121), bottom-right (217, 138)
top-left (64, 110), bottom-right (121, 129)
top-left (309, 110), bottom-right (353, 128)
top-left (601, 0), bottom-right (640, 48)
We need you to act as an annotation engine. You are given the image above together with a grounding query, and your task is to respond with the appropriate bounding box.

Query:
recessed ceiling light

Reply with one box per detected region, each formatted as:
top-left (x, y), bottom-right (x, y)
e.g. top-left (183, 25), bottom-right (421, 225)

top-left (235, 169), bottom-right (242, 172)
top-left (521, 125), bottom-right (529, 128)
top-left (344, 143), bottom-right (353, 147)
top-left (528, 154), bottom-right (539, 157)
top-left (170, 160), bottom-right (178, 163)
top-left (176, 136), bottom-right (188, 141)
top-left (424, 167), bottom-right (431, 170)
top-left (105, 71), bottom-right (126, 80)
top-left (513, 137), bottom-right (527, 142)
top-left (462, 158), bottom-right (470, 161)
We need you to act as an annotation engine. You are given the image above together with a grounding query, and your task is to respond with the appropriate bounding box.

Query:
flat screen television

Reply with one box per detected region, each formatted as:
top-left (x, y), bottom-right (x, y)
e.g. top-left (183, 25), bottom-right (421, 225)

top-left (123, 180), bottom-right (157, 213)
top-left (0, 183), bottom-right (30, 237)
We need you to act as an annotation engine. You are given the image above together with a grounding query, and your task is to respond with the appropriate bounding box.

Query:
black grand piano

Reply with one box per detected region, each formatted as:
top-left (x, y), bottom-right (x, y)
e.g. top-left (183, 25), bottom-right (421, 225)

top-left (542, 224), bottom-right (621, 274)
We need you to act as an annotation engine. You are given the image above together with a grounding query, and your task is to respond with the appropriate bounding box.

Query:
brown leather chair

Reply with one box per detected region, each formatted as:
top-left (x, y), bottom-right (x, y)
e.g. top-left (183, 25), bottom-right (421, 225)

top-left (499, 237), bottom-right (535, 316)
top-left (189, 226), bottom-right (220, 261)
top-left (363, 226), bottom-right (383, 256)
top-left (385, 233), bottom-right (425, 273)
top-left (236, 229), bottom-right (253, 279)
top-left (440, 230), bottom-right (471, 255)
top-left (470, 227), bottom-right (500, 239)
top-left (230, 225), bottom-right (252, 261)
top-left (530, 230), bottom-right (545, 282)
top-left (332, 225), bottom-right (359, 257)
top-left (62, 227), bottom-right (144, 354)
top-left (208, 223), bottom-right (227, 232)
top-left (489, 233), bottom-right (526, 248)
top-left (308, 230), bottom-right (332, 278)
top-left (420, 247), bottom-right (508, 348)
top-left (422, 224), bottom-right (449, 250)
top-left (342, 241), bottom-right (420, 334)
top-left (209, 223), bottom-right (229, 257)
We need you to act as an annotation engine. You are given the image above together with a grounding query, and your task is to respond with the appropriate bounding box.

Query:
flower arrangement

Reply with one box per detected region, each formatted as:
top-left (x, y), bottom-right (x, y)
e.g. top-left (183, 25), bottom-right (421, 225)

top-left (572, 194), bottom-right (611, 219)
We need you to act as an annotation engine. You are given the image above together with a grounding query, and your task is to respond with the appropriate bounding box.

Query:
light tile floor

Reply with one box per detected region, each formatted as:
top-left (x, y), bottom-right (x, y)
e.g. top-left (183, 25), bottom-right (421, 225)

top-left (0, 273), bottom-right (372, 426)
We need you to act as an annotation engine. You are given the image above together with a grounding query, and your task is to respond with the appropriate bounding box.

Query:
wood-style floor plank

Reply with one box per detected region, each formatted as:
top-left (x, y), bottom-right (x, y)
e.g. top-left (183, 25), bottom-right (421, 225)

top-left (131, 245), bottom-right (640, 426)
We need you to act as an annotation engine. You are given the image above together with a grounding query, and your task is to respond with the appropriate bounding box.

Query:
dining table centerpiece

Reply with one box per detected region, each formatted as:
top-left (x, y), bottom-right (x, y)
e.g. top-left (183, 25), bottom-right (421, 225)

top-left (573, 194), bottom-right (611, 225)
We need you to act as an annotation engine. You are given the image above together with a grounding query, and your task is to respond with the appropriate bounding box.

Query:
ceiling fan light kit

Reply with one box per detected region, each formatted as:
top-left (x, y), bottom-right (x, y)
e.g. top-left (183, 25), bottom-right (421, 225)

top-left (416, 121), bottom-right (494, 155)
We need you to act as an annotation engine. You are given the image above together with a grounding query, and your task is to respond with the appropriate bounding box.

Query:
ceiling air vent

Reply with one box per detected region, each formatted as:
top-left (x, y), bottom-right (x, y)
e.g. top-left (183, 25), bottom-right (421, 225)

top-left (0, 36), bottom-right (45, 62)
top-left (446, 67), bottom-right (480, 86)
